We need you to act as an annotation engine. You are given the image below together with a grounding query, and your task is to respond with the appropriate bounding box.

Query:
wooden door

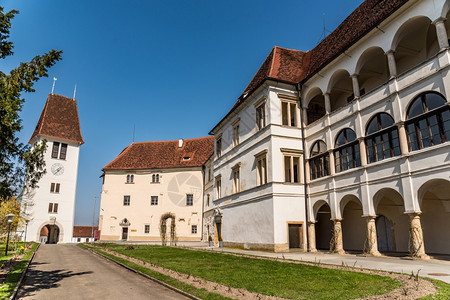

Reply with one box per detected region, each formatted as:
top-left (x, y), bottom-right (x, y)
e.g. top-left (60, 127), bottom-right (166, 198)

top-left (376, 215), bottom-right (393, 252)
top-left (122, 227), bottom-right (128, 240)
top-left (288, 224), bottom-right (302, 249)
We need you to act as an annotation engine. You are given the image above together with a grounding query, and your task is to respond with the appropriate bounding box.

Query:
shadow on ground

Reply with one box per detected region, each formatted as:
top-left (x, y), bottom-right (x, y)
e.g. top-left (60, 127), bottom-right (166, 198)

top-left (17, 264), bottom-right (92, 298)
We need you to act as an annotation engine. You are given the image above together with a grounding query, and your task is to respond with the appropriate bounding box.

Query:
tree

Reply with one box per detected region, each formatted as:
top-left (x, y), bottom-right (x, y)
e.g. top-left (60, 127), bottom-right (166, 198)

top-left (0, 7), bottom-right (62, 198)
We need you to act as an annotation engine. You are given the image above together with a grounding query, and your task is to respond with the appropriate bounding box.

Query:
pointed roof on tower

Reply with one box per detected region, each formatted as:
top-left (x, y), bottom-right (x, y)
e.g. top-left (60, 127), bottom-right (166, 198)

top-left (29, 93), bottom-right (84, 144)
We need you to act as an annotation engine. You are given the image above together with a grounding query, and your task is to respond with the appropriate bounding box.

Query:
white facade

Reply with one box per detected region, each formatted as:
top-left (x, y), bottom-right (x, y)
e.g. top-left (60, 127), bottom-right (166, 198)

top-left (100, 168), bottom-right (204, 241)
top-left (23, 137), bottom-right (81, 243)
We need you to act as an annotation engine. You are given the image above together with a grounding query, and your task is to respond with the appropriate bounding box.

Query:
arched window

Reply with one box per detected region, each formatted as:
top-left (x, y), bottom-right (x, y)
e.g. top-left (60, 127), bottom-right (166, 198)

top-left (334, 129), bottom-right (360, 172)
top-left (406, 92), bottom-right (450, 151)
top-left (309, 140), bottom-right (329, 180)
top-left (365, 113), bottom-right (400, 163)
top-left (126, 174), bottom-right (130, 183)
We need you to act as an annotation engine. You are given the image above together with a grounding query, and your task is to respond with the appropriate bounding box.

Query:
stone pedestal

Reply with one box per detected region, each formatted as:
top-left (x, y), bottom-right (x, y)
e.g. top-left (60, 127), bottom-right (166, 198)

top-left (365, 216), bottom-right (381, 256)
top-left (332, 219), bottom-right (345, 254)
top-left (408, 213), bottom-right (429, 260)
top-left (308, 221), bottom-right (317, 252)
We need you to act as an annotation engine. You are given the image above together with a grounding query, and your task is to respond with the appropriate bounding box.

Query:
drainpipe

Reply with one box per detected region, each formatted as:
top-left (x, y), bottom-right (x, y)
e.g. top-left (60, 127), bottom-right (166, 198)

top-left (297, 83), bottom-right (310, 252)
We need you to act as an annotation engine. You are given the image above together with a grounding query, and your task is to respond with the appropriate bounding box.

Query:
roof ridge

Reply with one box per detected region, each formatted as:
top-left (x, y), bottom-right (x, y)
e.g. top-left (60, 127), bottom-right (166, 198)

top-left (103, 144), bottom-right (133, 169)
top-left (268, 46), bottom-right (277, 78)
top-left (132, 136), bottom-right (213, 145)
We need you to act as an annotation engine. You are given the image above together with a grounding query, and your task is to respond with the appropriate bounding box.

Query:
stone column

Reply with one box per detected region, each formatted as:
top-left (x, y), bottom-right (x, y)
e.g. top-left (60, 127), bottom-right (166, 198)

top-left (433, 17), bottom-right (449, 51)
top-left (332, 218), bottom-right (345, 254)
top-left (408, 213), bottom-right (429, 259)
top-left (324, 93), bottom-right (331, 114)
top-left (308, 221), bottom-right (317, 252)
top-left (358, 137), bottom-right (367, 166)
top-left (305, 159), bottom-right (311, 183)
top-left (365, 216), bottom-right (381, 256)
top-left (328, 150), bottom-right (335, 175)
top-left (351, 74), bottom-right (360, 98)
top-left (397, 122), bottom-right (409, 155)
top-left (385, 50), bottom-right (398, 78)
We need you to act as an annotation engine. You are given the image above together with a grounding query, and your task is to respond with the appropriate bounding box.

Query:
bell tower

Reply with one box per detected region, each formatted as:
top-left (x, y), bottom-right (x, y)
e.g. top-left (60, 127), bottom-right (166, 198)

top-left (22, 93), bottom-right (84, 243)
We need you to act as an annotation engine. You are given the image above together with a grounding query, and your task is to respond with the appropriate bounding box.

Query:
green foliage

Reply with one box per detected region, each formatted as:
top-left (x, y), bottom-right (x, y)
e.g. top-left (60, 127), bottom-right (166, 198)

top-left (0, 196), bottom-right (20, 236)
top-left (97, 244), bottom-right (402, 299)
top-left (0, 7), bottom-right (62, 198)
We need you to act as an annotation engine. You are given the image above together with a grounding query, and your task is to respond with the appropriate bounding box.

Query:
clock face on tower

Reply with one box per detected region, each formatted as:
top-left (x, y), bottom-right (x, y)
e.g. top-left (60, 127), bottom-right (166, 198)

top-left (51, 163), bottom-right (64, 176)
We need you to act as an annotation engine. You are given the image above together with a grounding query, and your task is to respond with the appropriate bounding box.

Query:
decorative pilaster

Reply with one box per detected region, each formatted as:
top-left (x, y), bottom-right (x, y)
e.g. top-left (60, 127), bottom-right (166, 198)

top-left (365, 216), bottom-right (381, 256)
top-left (433, 17), bottom-right (449, 51)
top-left (308, 221), bottom-right (317, 252)
top-left (332, 218), bottom-right (345, 254)
top-left (385, 50), bottom-right (398, 78)
top-left (324, 93), bottom-right (331, 114)
top-left (328, 150), bottom-right (335, 175)
top-left (408, 213), bottom-right (429, 259)
top-left (351, 74), bottom-right (360, 98)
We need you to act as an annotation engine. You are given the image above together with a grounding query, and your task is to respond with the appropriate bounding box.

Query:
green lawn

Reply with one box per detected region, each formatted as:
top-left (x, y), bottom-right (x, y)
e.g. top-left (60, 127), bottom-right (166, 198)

top-left (88, 244), bottom-right (402, 300)
top-left (0, 242), bottom-right (38, 299)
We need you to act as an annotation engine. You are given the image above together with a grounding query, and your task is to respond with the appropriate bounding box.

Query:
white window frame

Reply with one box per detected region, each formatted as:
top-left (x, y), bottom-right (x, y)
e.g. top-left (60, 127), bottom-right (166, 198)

top-left (50, 183), bottom-right (60, 193)
top-left (191, 225), bottom-right (198, 234)
top-left (255, 100), bottom-right (266, 131)
top-left (232, 163), bottom-right (241, 194)
top-left (215, 175), bottom-right (222, 199)
top-left (281, 149), bottom-right (302, 184)
top-left (255, 150), bottom-right (268, 186)
top-left (144, 224), bottom-right (150, 234)
top-left (186, 194), bottom-right (194, 206)
top-left (216, 135), bottom-right (222, 158)
top-left (48, 202), bottom-right (59, 213)
top-left (151, 196), bottom-right (158, 205)
top-left (281, 99), bottom-right (298, 127)
top-left (232, 118), bottom-right (240, 147)
top-left (152, 174), bottom-right (160, 183)
top-left (123, 195), bottom-right (131, 206)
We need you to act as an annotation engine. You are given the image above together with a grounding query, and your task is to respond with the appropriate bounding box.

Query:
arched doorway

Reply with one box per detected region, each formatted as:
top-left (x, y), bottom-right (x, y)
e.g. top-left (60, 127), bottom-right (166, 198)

top-left (376, 215), bottom-right (393, 252)
top-left (341, 197), bottom-right (365, 252)
top-left (45, 224), bottom-right (60, 244)
top-left (419, 179), bottom-right (450, 255)
top-left (315, 202), bottom-right (333, 250)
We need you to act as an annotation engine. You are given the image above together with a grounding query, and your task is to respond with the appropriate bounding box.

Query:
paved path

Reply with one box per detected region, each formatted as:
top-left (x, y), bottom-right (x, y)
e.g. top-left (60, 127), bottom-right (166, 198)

top-left (16, 244), bottom-right (189, 300)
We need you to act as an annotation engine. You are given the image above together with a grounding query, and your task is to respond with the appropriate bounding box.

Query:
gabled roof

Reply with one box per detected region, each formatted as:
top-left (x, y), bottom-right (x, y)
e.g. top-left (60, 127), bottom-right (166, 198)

top-left (103, 136), bottom-right (214, 171)
top-left (29, 93), bottom-right (84, 144)
top-left (73, 226), bottom-right (98, 237)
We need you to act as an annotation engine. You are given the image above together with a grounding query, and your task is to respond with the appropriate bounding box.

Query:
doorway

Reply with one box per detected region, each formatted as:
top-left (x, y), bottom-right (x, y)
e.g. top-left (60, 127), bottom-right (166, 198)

top-left (288, 224), bottom-right (303, 249)
top-left (376, 215), bottom-right (393, 252)
top-left (122, 227), bottom-right (128, 240)
top-left (46, 225), bottom-right (60, 244)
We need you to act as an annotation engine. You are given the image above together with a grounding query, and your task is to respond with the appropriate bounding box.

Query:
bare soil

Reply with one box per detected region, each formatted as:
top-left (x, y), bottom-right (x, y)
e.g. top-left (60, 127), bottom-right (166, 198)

top-left (97, 247), bottom-right (438, 300)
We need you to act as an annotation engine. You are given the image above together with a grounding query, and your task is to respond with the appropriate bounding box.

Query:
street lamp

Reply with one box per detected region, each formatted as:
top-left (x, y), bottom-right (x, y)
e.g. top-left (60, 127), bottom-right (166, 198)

top-left (5, 214), bottom-right (15, 255)
top-left (24, 219), bottom-right (29, 242)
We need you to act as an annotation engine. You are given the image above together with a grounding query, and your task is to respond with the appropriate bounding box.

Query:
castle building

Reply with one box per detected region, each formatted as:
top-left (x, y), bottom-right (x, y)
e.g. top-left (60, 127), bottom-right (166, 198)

top-left (22, 93), bottom-right (84, 243)
top-left (205, 0), bottom-right (450, 256)
top-left (99, 137), bottom-right (214, 242)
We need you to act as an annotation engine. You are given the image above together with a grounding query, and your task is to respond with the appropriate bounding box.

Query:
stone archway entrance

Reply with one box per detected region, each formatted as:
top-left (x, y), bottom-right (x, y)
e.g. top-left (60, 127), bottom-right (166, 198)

top-left (46, 225), bottom-right (60, 244)
top-left (315, 203), bottom-right (333, 250)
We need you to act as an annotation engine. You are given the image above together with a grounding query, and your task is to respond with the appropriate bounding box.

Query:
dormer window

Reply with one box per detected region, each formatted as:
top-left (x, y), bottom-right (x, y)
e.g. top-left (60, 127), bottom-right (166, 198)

top-left (183, 156), bottom-right (191, 161)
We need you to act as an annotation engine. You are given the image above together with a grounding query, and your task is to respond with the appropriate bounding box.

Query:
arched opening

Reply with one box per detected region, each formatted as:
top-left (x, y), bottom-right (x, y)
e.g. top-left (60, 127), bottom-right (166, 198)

top-left (306, 88), bottom-right (326, 124)
top-left (393, 17), bottom-right (439, 75)
top-left (406, 91), bottom-right (450, 151)
top-left (309, 140), bottom-right (329, 180)
top-left (334, 128), bottom-right (361, 172)
top-left (374, 188), bottom-right (409, 254)
top-left (328, 70), bottom-right (353, 112)
top-left (314, 202), bottom-right (333, 250)
top-left (356, 47), bottom-right (389, 94)
top-left (341, 196), bottom-right (365, 252)
top-left (160, 213), bottom-right (176, 246)
top-left (419, 179), bottom-right (450, 255)
top-left (40, 224), bottom-right (60, 244)
top-left (365, 112), bottom-right (401, 163)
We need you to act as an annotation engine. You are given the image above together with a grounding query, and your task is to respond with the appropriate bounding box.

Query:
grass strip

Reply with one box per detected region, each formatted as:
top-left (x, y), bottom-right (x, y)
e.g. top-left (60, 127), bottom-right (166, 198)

top-left (419, 278), bottom-right (450, 299)
top-left (92, 243), bottom-right (402, 300)
top-left (0, 242), bottom-right (39, 299)
top-left (82, 244), bottom-right (232, 300)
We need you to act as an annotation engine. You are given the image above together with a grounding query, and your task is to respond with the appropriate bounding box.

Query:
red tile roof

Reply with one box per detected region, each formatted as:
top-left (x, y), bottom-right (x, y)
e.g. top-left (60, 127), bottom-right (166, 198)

top-left (212, 0), bottom-right (408, 132)
top-left (29, 93), bottom-right (84, 144)
top-left (103, 136), bottom-right (214, 170)
top-left (73, 226), bottom-right (98, 237)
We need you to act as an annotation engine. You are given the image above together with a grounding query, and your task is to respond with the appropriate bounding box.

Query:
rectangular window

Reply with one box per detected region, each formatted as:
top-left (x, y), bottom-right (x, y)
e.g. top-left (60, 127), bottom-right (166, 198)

top-left (186, 194), bottom-right (193, 206)
top-left (151, 196), bottom-right (158, 205)
top-left (59, 143), bottom-right (68, 159)
top-left (281, 101), bottom-right (297, 127)
top-left (144, 224), bottom-right (150, 234)
top-left (256, 103), bottom-right (266, 130)
top-left (232, 165), bottom-right (240, 193)
top-left (216, 137), bottom-right (222, 158)
top-left (48, 203), bottom-right (58, 213)
top-left (77, 238), bottom-right (81, 242)
top-left (284, 155), bottom-right (301, 183)
top-left (191, 225), bottom-right (198, 234)
top-left (51, 142), bottom-right (60, 158)
top-left (207, 194), bottom-right (210, 207)
top-left (232, 122), bottom-right (240, 147)
top-left (256, 155), bottom-right (267, 186)
top-left (216, 176), bottom-right (221, 199)
top-left (50, 183), bottom-right (61, 193)
top-left (123, 195), bottom-right (130, 206)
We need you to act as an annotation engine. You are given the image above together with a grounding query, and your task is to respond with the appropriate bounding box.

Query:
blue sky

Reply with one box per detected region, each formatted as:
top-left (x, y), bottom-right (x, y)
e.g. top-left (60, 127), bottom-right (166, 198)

top-left (2, 0), bottom-right (363, 225)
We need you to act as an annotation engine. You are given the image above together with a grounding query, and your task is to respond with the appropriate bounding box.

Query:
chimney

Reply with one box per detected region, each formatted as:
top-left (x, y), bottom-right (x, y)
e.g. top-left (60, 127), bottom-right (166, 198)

top-left (178, 139), bottom-right (183, 148)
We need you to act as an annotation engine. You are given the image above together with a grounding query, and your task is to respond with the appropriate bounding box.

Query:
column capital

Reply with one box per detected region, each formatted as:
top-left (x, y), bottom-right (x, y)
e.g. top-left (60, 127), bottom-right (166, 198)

top-left (405, 211), bottom-right (422, 217)
top-left (432, 17), bottom-right (447, 25)
top-left (396, 121), bottom-right (405, 127)
top-left (331, 218), bottom-right (343, 222)
top-left (362, 214), bottom-right (377, 219)
top-left (308, 220), bottom-right (317, 224)
top-left (385, 49), bottom-right (395, 55)
top-left (350, 73), bottom-right (359, 78)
